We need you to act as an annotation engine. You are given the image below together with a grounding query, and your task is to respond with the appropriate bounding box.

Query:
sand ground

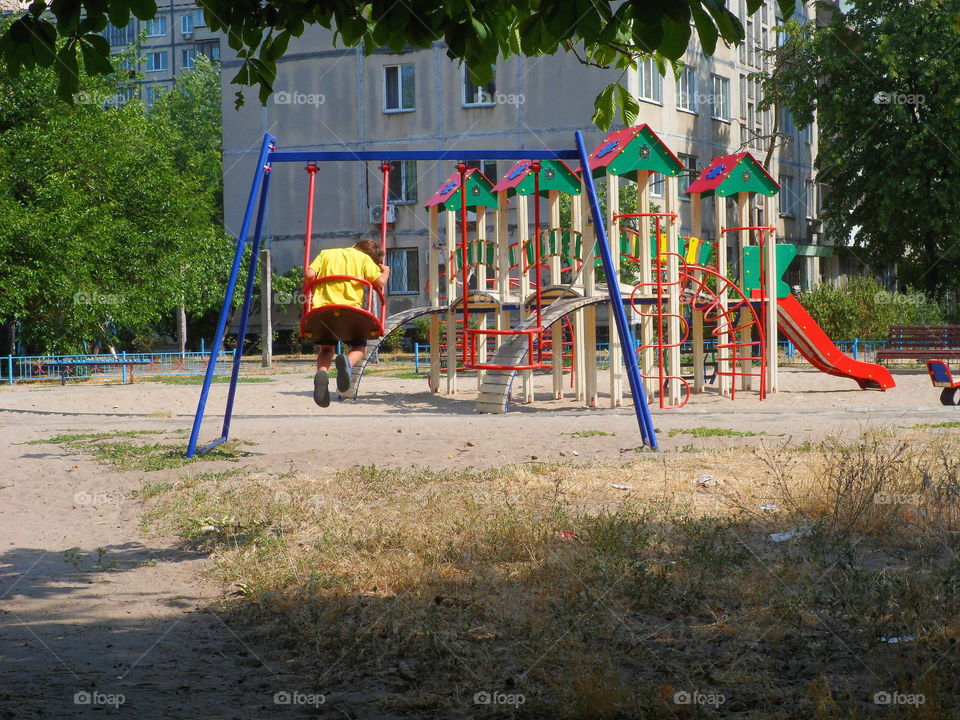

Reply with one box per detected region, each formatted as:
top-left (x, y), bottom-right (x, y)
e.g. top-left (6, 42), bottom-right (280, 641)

top-left (0, 363), bottom-right (954, 718)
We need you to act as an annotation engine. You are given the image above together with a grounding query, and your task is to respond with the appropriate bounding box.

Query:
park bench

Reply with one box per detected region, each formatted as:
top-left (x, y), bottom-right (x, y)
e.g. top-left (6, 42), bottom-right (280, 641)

top-left (44, 359), bottom-right (153, 386)
top-left (875, 325), bottom-right (960, 364)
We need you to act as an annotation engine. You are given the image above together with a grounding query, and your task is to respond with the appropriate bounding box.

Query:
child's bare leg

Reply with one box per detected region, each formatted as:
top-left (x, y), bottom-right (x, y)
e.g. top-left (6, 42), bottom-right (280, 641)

top-left (316, 345), bottom-right (335, 370)
top-left (346, 345), bottom-right (366, 367)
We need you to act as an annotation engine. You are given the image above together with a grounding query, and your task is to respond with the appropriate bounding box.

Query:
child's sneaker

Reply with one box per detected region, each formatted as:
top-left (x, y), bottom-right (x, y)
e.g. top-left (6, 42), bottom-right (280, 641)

top-left (313, 370), bottom-right (330, 407)
top-left (335, 354), bottom-right (352, 393)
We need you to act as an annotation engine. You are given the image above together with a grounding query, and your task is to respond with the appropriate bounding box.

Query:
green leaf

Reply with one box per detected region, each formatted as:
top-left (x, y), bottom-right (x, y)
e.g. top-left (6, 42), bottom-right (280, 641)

top-left (107, 0), bottom-right (131, 28)
top-left (658, 17), bottom-right (691, 60)
top-left (55, 42), bottom-right (79, 102)
top-left (689, 5), bottom-right (718, 55)
top-left (80, 37), bottom-right (114, 75)
top-left (592, 82), bottom-right (616, 130)
top-left (616, 83), bottom-right (640, 127)
top-left (127, 0), bottom-right (156, 21)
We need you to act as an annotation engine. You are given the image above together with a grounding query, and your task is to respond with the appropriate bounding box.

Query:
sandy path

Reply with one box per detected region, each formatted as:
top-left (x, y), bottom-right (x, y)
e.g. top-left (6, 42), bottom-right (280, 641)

top-left (0, 365), bottom-right (955, 717)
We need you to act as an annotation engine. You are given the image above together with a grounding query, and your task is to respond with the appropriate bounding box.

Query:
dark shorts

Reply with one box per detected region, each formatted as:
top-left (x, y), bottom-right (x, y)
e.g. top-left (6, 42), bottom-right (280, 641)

top-left (314, 334), bottom-right (368, 349)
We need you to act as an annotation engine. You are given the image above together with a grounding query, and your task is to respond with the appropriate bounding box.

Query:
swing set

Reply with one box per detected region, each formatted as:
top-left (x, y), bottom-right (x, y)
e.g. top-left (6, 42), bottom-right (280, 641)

top-left (186, 132), bottom-right (658, 458)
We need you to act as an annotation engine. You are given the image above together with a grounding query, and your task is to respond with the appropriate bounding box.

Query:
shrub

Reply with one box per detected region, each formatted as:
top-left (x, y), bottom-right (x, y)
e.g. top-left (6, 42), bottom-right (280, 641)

top-left (797, 277), bottom-right (944, 340)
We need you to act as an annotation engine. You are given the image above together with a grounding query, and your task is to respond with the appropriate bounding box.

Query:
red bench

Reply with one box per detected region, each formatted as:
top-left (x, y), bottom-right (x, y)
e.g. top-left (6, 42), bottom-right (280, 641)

top-left (876, 325), bottom-right (960, 364)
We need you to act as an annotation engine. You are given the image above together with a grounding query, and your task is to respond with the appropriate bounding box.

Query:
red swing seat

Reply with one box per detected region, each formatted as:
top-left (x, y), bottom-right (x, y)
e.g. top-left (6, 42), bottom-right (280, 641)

top-left (300, 275), bottom-right (385, 344)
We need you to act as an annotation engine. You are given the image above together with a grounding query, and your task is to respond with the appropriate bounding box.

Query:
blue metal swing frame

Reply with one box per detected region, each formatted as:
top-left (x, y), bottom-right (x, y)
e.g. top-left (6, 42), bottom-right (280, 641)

top-left (185, 132), bottom-right (658, 458)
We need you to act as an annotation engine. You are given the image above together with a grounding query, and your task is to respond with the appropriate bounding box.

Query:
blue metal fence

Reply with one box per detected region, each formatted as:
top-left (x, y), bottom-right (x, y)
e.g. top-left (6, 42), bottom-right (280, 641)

top-left (412, 338), bottom-right (892, 373)
top-left (2, 350), bottom-right (230, 385)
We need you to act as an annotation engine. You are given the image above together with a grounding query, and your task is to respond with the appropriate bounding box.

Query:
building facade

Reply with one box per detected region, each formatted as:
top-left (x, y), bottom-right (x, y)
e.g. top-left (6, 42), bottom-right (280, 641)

top-left (221, 0), bottom-right (829, 318)
top-left (102, 1), bottom-right (221, 104)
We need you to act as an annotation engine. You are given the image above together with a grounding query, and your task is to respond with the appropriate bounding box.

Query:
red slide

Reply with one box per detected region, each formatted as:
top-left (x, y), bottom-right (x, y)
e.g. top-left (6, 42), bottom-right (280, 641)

top-left (776, 294), bottom-right (895, 391)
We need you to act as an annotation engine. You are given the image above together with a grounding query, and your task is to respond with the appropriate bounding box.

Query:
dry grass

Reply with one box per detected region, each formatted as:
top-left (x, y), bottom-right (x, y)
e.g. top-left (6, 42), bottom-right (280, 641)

top-left (140, 431), bottom-right (960, 718)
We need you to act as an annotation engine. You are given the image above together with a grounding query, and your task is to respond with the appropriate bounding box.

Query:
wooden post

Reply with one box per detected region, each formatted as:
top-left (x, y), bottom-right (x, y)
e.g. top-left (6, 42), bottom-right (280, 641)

top-left (570, 189), bottom-right (586, 402)
top-left (636, 170), bottom-right (655, 399)
top-left (764, 195), bottom-right (779, 393)
top-left (517, 193), bottom-right (533, 403)
top-left (549, 190), bottom-right (563, 399)
top-left (476, 205), bottom-right (487, 390)
top-left (428, 205), bottom-right (441, 393)
top-left (445, 209), bottom-right (458, 394)
top-left (715, 195), bottom-right (731, 396)
top-left (581, 186), bottom-right (598, 408)
top-left (691, 193), bottom-right (705, 393)
top-left (606, 169), bottom-right (622, 407)
top-left (737, 191), bottom-right (752, 392)
top-left (665, 175), bottom-right (681, 406)
top-left (259, 248), bottom-right (271, 367)
top-left (496, 190), bottom-right (510, 370)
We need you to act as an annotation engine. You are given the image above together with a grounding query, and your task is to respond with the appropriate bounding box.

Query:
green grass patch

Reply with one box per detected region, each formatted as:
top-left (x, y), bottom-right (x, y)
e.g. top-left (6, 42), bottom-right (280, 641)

top-left (912, 420), bottom-right (960, 429)
top-left (141, 375), bottom-right (273, 385)
top-left (667, 426), bottom-right (762, 438)
top-left (562, 430), bottom-right (615, 438)
top-left (28, 430), bottom-right (253, 471)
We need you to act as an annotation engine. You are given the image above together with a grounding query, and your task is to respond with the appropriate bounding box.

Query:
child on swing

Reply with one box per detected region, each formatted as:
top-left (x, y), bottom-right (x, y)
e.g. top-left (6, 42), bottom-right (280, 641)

top-left (305, 238), bottom-right (390, 407)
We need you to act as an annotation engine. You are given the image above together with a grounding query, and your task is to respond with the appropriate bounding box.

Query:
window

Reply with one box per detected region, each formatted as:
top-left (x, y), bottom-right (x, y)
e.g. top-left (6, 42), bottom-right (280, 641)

top-left (387, 161), bottom-right (417, 204)
top-left (387, 248), bottom-right (420, 295)
top-left (466, 159), bottom-right (497, 182)
top-left (648, 172), bottom-right (664, 199)
top-left (193, 9), bottom-right (206, 27)
top-left (103, 22), bottom-right (136, 46)
top-left (145, 51), bottom-right (168, 72)
top-left (711, 75), bottom-right (730, 121)
top-left (463, 65), bottom-right (496, 106)
top-left (804, 180), bottom-right (815, 219)
top-left (678, 154), bottom-right (697, 197)
top-left (114, 87), bottom-right (137, 105)
top-left (144, 17), bottom-right (167, 37)
top-left (144, 85), bottom-right (163, 105)
top-left (639, 58), bottom-right (662, 104)
top-left (182, 48), bottom-right (196, 69)
top-left (384, 64), bottom-right (415, 112)
top-left (181, 13), bottom-right (193, 35)
top-left (197, 41), bottom-right (220, 62)
top-left (676, 67), bottom-right (696, 113)
top-left (779, 175), bottom-right (794, 216)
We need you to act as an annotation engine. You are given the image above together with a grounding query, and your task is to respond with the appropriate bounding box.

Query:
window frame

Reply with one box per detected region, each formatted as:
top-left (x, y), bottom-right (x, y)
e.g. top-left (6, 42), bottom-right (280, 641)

top-left (779, 175), bottom-right (795, 217)
top-left (386, 247), bottom-right (420, 296)
top-left (144, 16), bottom-right (167, 38)
top-left (710, 74), bottom-right (730, 122)
top-left (648, 172), bottom-right (665, 199)
top-left (462, 65), bottom-right (496, 107)
top-left (145, 51), bottom-right (168, 73)
top-left (678, 154), bottom-right (697, 199)
top-left (181, 13), bottom-right (194, 36)
top-left (386, 160), bottom-right (418, 205)
top-left (181, 48), bottom-right (196, 69)
top-left (638, 58), bottom-right (663, 105)
top-left (676, 66), bottom-right (697, 114)
top-left (383, 63), bottom-right (416, 113)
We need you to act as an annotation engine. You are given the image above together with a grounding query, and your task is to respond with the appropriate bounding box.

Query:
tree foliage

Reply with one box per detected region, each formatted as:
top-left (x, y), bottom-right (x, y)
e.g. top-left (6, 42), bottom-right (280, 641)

top-left (763, 1), bottom-right (960, 296)
top-left (0, 47), bottom-right (231, 353)
top-left (0, 0), bottom-right (791, 128)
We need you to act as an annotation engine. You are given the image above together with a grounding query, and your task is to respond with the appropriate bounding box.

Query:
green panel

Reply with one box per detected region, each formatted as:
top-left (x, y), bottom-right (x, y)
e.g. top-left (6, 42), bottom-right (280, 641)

top-left (606, 126), bottom-right (684, 180)
top-left (742, 244), bottom-right (798, 298)
top-left (512, 160), bottom-right (581, 197)
top-left (716, 157), bottom-right (779, 197)
top-left (794, 244), bottom-right (833, 257)
top-left (440, 173), bottom-right (498, 210)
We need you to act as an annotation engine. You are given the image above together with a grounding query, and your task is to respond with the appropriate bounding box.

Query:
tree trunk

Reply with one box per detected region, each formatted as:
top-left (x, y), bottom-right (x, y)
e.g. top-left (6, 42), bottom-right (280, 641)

top-left (176, 305), bottom-right (187, 356)
top-left (260, 248), bottom-right (272, 368)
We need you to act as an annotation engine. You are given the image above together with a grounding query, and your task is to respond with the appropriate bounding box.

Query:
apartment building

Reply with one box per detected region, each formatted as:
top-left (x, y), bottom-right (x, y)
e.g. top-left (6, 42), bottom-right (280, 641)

top-left (101, 1), bottom-right (221, 104)
top-left (221, 0), bottom-right (828, 317)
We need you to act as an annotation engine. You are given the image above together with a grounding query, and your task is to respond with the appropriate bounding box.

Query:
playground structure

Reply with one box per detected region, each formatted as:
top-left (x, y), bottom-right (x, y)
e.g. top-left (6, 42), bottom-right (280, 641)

top-left (187, 125), bottom-right (895, 458)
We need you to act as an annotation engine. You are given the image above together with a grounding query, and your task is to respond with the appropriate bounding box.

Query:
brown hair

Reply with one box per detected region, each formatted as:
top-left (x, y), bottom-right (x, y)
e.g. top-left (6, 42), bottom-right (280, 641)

top-left (354, 238), bottom-right (383, 264)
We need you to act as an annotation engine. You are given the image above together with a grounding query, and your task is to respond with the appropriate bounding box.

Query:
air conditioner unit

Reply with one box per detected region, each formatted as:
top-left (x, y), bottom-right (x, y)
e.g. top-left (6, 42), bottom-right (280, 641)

top-left (370, 204), bottom-right (396, 224)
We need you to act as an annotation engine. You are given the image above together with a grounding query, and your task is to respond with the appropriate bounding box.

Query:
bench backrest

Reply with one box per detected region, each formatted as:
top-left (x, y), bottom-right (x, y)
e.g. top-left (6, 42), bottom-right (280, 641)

top-left (887, 325), bottom-right (960, 349)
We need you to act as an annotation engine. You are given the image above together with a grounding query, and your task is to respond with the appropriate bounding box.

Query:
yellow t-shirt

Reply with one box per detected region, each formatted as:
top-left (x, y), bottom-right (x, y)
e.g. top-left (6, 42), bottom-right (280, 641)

top-left (309, 247), bottom-right (382, 308)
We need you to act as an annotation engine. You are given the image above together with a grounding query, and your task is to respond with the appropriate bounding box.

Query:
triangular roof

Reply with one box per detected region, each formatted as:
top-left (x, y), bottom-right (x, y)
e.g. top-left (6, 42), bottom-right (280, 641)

top-left (576, 124), bottom-right (684, 181)
top-left (685, 152), bottom-right (780, 197)
top-left (491, 159), bottom-right (581, 197)
top-left (423, 168), bottom-right (498, 210)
